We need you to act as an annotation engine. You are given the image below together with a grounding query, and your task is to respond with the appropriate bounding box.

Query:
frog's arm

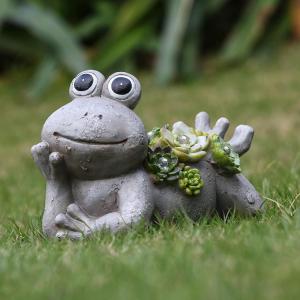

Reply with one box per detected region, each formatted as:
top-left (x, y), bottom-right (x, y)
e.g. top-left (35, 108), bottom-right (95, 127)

top-left (31, 141), bottom-right (72, 237)
top-left (54, 169), bottom-right (154, 239)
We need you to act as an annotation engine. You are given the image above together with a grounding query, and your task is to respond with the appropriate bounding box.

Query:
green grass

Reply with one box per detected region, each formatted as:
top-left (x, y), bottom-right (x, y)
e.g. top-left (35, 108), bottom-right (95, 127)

top-left (1, 45), bottom-right (300, 300)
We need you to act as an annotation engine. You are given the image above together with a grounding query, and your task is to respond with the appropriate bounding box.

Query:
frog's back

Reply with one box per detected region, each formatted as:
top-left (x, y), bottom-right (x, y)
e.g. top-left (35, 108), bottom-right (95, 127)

top-left (151, 160), bottom-right (217, 221)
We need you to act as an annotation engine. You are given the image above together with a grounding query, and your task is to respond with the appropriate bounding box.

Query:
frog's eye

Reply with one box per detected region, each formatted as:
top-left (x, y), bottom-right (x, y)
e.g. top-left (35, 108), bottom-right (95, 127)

top-left (69, 70), bottom-right (105, 99)
top-left (102, 72), bottom-right (141, 109)
top-left (108, 75), bottom-right (134, 99)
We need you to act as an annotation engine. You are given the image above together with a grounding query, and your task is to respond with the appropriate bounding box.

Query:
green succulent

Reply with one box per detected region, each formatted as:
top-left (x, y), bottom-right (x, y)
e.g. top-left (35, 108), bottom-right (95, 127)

top-left (148, 127), bottom-right (162, 149)
top-left (209, 134), bottom-right (241, 174)
top-left (160, 121), bottom-right (209, 162)
top-left (179, 166), bottom-right (204, 196)
top-left (146, 148), bottom-right (183, 182)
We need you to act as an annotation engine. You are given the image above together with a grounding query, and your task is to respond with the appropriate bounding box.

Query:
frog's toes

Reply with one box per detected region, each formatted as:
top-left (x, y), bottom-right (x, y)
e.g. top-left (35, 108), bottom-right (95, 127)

top-left (55, 212), bottom-right (91, 235)
top-left (56, 230), bottom-right (83, 240)
top-left (66, 203), bottom-right (90, 226)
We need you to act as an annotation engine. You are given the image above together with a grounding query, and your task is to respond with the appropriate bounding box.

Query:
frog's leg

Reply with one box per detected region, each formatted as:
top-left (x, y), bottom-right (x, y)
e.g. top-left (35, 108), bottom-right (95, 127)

top-left (195, 112), bottom-right (263, 216)
top-left (215, 173), bottom-right (263, 216)
top-left (31, 141), bottom-right (72, 237)
top-left (54, 169), bottom-right (154, 239)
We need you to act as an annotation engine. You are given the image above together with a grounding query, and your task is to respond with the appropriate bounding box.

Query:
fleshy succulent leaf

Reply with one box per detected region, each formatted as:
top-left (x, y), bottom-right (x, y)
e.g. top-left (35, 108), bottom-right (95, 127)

top-left (210, 134), bottom-right (241, 174)
top-left (178, 166), bottom-right (204, 196)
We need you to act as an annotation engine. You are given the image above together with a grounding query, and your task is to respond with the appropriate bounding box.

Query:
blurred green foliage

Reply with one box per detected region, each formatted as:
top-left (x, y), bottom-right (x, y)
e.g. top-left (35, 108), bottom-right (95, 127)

top-left (0, 0), bottom-right (291, 94)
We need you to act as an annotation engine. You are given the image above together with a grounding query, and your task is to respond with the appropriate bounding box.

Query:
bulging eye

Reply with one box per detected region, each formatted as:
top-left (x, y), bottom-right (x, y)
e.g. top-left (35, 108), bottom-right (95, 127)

top-left (108, 75), bottom-right (134, 99)
top-left (102, 72), bottom-right (141, 109)
top-left (69, 70), bottom-right (105, 99)
top-left (72, 72), bottom-right (97, 95)
top-left (74, 73), bottom-right (94, 91)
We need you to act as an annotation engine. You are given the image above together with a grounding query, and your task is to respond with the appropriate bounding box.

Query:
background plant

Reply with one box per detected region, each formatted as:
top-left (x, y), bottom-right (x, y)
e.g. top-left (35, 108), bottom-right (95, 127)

top-left (0, 0), bottom-right (295, 95)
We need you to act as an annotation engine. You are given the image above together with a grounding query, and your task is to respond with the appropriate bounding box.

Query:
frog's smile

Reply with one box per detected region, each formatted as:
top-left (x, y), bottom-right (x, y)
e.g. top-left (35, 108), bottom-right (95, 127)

top-left (53, 132), bottom-right (128, 145)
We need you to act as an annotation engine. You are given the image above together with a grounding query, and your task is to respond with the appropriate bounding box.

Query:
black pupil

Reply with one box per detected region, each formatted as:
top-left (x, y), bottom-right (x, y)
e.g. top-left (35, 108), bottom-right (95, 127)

top-left (74, 73), bottom-right (93, 91)
top-left (111, 77), bottom-right (132, 95)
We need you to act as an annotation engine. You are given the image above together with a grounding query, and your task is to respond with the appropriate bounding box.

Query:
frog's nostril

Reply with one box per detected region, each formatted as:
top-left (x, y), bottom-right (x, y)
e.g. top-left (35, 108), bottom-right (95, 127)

top-left (247, 197), bottom-right (255, 205)
top-left (98, 114), bottom-right (103, 120)
top-left (84, 112), bottom-right (88, 117)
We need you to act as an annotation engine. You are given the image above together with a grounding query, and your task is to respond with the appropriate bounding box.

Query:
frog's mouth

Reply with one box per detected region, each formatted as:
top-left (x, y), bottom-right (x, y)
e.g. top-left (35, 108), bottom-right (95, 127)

top-left (53, 132), bottom-right (128, 145)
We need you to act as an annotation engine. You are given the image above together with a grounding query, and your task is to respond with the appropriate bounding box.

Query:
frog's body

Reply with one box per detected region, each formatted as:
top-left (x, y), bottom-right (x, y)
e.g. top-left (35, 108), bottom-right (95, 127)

top-left (32, 70), bottom-right (263, 239)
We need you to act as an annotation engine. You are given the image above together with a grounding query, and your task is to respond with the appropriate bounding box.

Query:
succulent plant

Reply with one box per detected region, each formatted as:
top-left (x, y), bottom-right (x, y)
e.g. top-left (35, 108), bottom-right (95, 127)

top-left (146, 148), bottom-right (183, 182)
top-left (147, 127), bottom-right (162, 149)
top-left (178, 166), bottom-right (204, 196)
top-left (209, 134), bottom-right (241, 174)
top-left (146, 122), bottom-right (241, 196)
top-left (160, 121), bottom-right (209, 162)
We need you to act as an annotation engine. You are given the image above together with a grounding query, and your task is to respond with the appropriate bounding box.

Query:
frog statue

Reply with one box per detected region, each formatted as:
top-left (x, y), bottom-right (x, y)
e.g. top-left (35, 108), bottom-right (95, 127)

top-left (31, 70), bottom-right (263, 240)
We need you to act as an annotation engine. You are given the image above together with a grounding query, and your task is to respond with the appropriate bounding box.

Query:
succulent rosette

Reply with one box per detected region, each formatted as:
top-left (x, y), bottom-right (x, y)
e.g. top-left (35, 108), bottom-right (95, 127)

top-left (209, 134), bottom-right (241, 174)
top-left (179, 166), bottom-right (204, 196)
top-left (160, 121), bottom-right (209, 162)
top-left (146, 148), bottom-right (183, 182)
top-left (147, 127), bottom-right (163, 149)
top-left (146, 121), bottom-right (242, 197)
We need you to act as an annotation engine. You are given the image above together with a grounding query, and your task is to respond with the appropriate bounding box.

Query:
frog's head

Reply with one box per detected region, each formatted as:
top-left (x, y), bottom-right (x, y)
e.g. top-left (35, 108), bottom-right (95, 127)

top-left (41, 70), bottom-right (147, 179)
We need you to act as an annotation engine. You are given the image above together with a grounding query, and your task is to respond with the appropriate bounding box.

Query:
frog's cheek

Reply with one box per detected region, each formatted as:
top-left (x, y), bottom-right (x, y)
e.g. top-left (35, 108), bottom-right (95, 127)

top-left (45, 134), bottom-right (147, 180)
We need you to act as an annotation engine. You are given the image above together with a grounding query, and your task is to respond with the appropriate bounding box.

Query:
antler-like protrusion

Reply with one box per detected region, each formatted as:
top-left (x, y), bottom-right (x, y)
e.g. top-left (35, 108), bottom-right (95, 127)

top-left (195, 112), bottom-right (229, 138)
top-left (195, 112), bottom-right (254, 156)
top-left (228, 125), bottom-right (254, 156)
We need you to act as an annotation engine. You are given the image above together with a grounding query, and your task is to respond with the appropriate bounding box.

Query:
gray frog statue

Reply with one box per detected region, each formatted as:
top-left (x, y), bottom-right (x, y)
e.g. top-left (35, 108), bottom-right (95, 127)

top-left (31, 70), bottom-right (263, 240)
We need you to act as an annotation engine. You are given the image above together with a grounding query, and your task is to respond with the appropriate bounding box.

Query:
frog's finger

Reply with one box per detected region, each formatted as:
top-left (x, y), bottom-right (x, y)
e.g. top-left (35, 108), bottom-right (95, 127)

top-left (212, 117), bottom-right (230, 138)
top-left (49, 152), bottom-right (66, 179)
top-left (31, 141), bottom-right (50, 178)
top-left (56, 230), bottom-right (83, 240)
top-left (195, 112), bottom-right (211, 132)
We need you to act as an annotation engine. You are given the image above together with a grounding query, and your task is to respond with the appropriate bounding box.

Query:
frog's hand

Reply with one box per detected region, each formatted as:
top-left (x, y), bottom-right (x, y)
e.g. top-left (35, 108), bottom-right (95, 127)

top-left (31, 141), bottom-right (51, 178)
top-left (195, 112), bottom-right (254, 156)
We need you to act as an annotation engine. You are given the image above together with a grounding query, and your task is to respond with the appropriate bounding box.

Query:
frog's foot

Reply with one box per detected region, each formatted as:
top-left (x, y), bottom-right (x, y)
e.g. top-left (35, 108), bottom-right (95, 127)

top-left (55, 204), bottom-right (95, 240)
top-left (195, 112), bottom-right (254, 156)
top-left (216, 173), bottom-right (264, 216)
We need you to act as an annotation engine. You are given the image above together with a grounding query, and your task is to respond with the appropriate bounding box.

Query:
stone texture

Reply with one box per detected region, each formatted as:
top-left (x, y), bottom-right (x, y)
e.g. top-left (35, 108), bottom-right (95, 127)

top-left (31, 70), bottom-right (264, 240)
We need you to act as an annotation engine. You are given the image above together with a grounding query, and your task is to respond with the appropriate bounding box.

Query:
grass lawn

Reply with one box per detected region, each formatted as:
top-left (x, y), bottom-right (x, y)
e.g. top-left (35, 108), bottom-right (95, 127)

top-left (1, 45), bottom-right (300, 300)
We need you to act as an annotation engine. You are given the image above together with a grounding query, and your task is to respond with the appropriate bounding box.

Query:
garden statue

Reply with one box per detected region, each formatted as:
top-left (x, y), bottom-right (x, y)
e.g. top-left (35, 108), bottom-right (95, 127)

top-left (31, 70), bottom-right (263, 239)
